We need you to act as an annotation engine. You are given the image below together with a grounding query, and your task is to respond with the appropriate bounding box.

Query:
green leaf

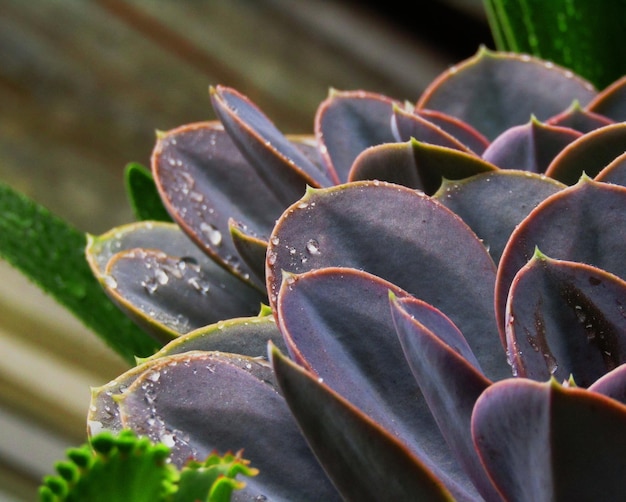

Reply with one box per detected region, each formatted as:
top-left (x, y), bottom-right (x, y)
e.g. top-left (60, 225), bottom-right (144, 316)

top-left (124, 162), bottom-right (173, 222)
top-left (483, 0), bottom-right (626, 88)
top-left (0, 182), bottom-right (159, 363)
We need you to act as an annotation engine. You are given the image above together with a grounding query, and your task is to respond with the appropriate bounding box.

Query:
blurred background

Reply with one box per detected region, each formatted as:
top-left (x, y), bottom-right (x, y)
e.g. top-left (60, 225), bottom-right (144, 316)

top-left (0, 0), bottom-right (492, 499)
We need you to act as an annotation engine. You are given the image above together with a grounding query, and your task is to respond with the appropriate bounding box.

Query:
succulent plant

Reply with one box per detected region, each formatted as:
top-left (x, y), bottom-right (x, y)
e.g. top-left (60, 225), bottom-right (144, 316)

top-left (85, 47), bottom-right (626, 500)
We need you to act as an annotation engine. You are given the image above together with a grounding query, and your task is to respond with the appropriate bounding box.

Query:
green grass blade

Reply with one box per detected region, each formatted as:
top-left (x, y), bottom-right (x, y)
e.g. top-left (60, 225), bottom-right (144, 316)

top-left (482, 0), bottom-right (626, 89)
top-left (124, 162), bottom-right (173, 222)
top-left (0, 182), bottom-right (159, 363)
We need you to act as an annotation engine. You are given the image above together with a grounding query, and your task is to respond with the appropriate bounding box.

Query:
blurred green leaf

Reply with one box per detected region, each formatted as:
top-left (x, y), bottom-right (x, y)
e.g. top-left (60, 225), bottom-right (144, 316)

top-left (124, 162), bottom-right (173, 222)
top-left (0, 182), bottom-right (159, 363)
top-left (483, 0), bottom-right (626, 88)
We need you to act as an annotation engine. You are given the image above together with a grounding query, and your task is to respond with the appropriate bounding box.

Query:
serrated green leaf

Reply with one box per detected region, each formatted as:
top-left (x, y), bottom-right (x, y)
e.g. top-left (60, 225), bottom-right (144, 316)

top-left (0, 182), bottom-right (158, 363)
top-left (483, 0), bottom-right (626, 88)
top-left (124, 162), bottom-right (173, 222)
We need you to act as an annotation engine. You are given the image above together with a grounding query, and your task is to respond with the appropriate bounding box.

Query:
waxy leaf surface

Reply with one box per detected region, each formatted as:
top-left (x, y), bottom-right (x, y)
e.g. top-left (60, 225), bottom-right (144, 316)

top-left (496, 178), bottom-right (626, 338)
top-left (417, 47), bottom-right (597, 140)
top-left (434, 171), bottom-right (564, 264)
top-left (275, 267), bottom-right (480, 500)
top-left (315, 90), bottom-right (399, 183)
top-left (267, 181), bottom-right (503, 369)
top-left (270, 343), bottom-right (455, 502)
top-left (111, 351), bottom-right (340, 501)
top-left (390, 294), bottom-right (498, 501)
top-left (472, 379), bottom-right (626, 501)
top-left (506, 253), bottom-right (626, 387)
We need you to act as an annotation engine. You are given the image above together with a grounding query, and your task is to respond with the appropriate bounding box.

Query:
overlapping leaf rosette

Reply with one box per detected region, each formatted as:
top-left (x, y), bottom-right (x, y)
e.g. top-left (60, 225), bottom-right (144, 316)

top-left (86, 47), bottom-right (626, 500)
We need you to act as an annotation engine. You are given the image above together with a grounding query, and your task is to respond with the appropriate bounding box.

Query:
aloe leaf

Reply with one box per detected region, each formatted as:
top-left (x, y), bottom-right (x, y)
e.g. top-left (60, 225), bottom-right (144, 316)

top-left (269, 343), bottom-right (456, 502)
top-left (417, 46), bottom-right (597, 140)
top-left (115, 351), bottom-right (340, 501)
top-left (482, 0), bottom-right (626, 89)
top-left (472, 378), bottom-right (626, 500)
top-left (314, 90), bottom-right (401, 183)
top-left (496, 177), bottom-right (626, 338)
top-left (266, 181), bottom-right (503, 368)
top-left (124, 162), bottom-right (173, 223)
top-left (505, 250), bottom-right (626, 387)
top-left (348, 139), bottom-right (497, 195)
top-left (434, 170), bottom-right (564, 264)
top-left (390, 293), bottom-right (498, 501)
top-left (0, 182), bottom-right (158, 363)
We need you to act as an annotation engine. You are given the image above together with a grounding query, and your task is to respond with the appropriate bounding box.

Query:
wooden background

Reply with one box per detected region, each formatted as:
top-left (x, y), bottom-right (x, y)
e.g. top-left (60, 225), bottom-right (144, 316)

top-left (0, 0), bottom-right (490, 499)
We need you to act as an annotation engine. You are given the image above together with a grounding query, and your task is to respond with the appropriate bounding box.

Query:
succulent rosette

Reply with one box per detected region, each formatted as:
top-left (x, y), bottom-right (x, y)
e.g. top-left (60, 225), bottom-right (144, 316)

top-left (87, 47), bottom-right (626, 500)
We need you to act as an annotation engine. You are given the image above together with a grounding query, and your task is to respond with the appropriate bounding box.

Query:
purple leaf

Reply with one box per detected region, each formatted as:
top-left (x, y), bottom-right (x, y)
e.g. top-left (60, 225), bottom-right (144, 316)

top-left (545, 122), bottom-right (626, 184)
top-left (434, 171), bottom-right (564, 264)
top-left (481, 117), bottom-right (582, 173)
top-left (587, 75), bottom-right (626, 122)
top-left (546, 100), bottom-right (613, 133)
top-left (472, 378), bottom-right (626, 501)
top-left (270, 343), bottom-right (456, 502)
top-left (348, 139), bottom-right (497, 195)
top-left (496, 177), bottom-right (626, 340)
top-left (417, 47), bottom-right (597, 140)
top-left (415, 109), bottom-right (489, 155)
top-left (315, 89), bottom-right (399, 183)
top-left (506, 251), bottom-right (626, 387)
top-left (390, 294), bottom-right (499, 501)
top-left (274, 267), bottom-right (480, 499)
top-left (266, 181), bottom-right (503, 371)
top-left (118, 351), bottom-right (340, 501)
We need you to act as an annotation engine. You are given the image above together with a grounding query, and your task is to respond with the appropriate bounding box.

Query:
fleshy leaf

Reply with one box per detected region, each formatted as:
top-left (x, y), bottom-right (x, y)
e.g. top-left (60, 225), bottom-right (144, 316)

top-left (267, 181), bottom-right (503, 369)
top-left (145, 313), bottom-right (287, 361)
top-left (228, 218), bottom-right (268, 285)
top-left (0, 182), bottom-right (157, 363)
top-left (416, 46), bottom-right (597, 140)
top-left (481, 116), bottom-right (581, 173)
top-left (595, 152), bottom-right (626, 187)
top-left (269, 343), bottom-right (455, 502)
top-left (116, 350), bottom-right (340, 501)
top-left (39, 430), bottom-right (177, 502)
top-left (415, 109), bottom-right (490, 155)
top-left (124, 162), bottom-right (173, 223)
top-left (391, 105), bottom-right (472, 152)
top-left (210, 86), bottom-right (332, 193)
top-left (546, 100), bottom-right (613, 133)
top-left (496, 177), bottom-right (626, 339)
top-left (152, 122), bottom-right (281, 289)
top-left (348, 139), bottom-right (497, 195)
top-left (472, 378), bottom-right (626, 501)
top-left (434, 170), bottom-right (564, 264)
top-left (589, 364), bottom-right (626, 406)
top-left (315, 89), bottom-right (399, 183)
top-left (274, 269), bottom-right (477, 499)
top-left (87, 222), bottom-right (265, 343)
top-left (587, 76), bottom-right (626, 121)
top-left (545, 122), bottom-right (626, 184)
top-left (506, 251), bottom-right (626, 387)
top-left (390, 294), bottom-right (498, 501)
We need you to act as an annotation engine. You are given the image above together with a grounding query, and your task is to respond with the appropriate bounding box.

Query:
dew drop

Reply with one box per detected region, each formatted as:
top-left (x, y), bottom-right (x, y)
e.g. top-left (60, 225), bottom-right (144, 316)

top-left (200, 222), bottom-right (222, 246)
top-left (306, 239), bottom-right (321, 255)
